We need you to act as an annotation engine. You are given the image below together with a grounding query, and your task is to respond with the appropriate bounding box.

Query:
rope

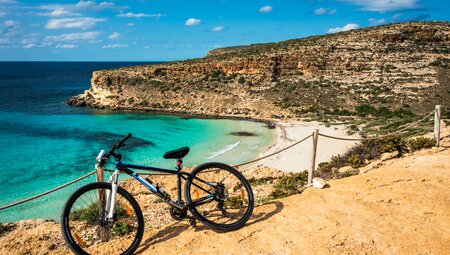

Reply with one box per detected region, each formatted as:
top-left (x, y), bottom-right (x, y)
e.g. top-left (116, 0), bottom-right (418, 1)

top-left (0, 170), bottom-right (96, 211)
top-left (232, 134), bottom-right (313, 167)
top-left (319, 111), bottom-right (434, 141)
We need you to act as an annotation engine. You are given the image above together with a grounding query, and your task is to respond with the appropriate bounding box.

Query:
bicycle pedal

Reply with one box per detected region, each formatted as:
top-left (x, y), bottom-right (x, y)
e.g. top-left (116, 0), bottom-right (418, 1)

top-left (188, 219), bottom-right (196, 227)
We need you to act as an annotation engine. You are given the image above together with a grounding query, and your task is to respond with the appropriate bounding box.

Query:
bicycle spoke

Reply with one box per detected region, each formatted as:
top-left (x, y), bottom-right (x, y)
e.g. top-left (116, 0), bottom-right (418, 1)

top-left (66, 186), bottom-right (140, 255)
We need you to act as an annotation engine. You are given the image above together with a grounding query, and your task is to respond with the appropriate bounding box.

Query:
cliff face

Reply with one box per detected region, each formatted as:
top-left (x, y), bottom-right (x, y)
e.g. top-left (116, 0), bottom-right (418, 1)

top-left (68, 21), bottom-right (450, 120)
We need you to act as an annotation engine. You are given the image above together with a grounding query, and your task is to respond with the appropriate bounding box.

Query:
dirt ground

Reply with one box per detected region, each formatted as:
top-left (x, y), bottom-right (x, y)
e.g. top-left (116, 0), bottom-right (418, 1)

top-left (1, 137), bottom-right (449, 255)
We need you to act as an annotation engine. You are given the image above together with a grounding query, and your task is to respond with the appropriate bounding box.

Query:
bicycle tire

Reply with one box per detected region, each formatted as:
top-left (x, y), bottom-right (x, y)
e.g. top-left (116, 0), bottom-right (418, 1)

top-left (185, 162), bottom-right (254, 232)
top-left (61, 182), bottom-right (144, 255)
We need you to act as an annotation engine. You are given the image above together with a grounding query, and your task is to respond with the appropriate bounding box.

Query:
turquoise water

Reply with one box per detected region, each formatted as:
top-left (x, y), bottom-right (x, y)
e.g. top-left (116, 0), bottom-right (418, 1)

top-left (0, 62), bottom-right (274, 222)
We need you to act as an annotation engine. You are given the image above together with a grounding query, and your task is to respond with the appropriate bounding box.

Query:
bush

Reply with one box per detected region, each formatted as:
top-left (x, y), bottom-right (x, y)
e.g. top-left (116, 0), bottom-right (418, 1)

top-left (408, 137), bottom-right (435, 152)
top-left (0, 222), bottom-right (8, 235)
top-left (270, 172), bottom-right (308, 199)
top-left (238, 76), bottom-right (245, 84)
top-left (328, 135), bottom-right (407, 171)
top-left (338, 168), bottom-right (360, 178)
top-left (224, 196), bottom-right (244, 208)
top-left (347, 154), bottom-right (363, 168)
top-left (317, 162), bottom-right (332, 172)
top-left (70, 204), bottom-right (99, 224)
top-left (112, 222), bottom-right (133, 236)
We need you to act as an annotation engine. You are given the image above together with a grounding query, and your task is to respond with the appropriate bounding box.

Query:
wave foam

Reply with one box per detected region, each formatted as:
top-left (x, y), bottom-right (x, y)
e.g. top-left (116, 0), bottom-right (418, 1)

top-left (207, 141), bottom-right (241, 159)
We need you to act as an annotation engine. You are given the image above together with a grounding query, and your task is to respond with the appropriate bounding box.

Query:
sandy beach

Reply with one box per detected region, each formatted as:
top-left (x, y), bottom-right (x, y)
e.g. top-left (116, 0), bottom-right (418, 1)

top-left (249, 121), bottom-right (358, 172)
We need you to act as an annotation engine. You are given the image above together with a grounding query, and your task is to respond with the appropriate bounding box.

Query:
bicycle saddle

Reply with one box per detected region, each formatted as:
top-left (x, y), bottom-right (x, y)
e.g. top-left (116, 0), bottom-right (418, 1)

top-left (163, 147), bottom-right (190, 159)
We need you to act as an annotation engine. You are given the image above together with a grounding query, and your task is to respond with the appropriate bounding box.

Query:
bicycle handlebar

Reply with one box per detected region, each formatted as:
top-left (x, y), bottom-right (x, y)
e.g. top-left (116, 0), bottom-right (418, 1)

top-left (115, 133), bottom-right (132, 150)
top-left (106, 133), bottom-right (132, 159)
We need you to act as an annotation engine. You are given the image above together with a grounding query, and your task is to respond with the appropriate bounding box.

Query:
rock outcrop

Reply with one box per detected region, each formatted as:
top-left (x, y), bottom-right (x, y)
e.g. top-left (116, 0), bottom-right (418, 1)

top-left (68, 21), bottom-right (450, 120)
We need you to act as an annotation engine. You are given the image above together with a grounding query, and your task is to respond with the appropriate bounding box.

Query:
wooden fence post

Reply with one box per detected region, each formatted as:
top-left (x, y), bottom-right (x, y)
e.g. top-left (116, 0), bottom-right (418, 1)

top-left (95, 164), bottom-right (109, 241)
top-left (309, 129), bottom-right (319, 184)
top-left (434, 105), bottom-right (441, 147)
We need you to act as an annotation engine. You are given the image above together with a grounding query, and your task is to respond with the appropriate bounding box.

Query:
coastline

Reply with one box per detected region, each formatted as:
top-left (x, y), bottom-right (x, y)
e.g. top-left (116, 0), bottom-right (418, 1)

top-left (75, 105), bottom-right (356, 173)
top-left (246, 121), bottom-right (358, 172)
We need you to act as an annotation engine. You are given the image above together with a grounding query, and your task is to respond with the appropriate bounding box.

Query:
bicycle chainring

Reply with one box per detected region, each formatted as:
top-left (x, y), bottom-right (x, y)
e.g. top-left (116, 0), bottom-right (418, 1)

top-left (169, 207), bottom-right (187, 220)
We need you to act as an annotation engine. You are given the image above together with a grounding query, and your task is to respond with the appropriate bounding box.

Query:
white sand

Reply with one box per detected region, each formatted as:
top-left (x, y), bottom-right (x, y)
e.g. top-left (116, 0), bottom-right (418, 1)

top-left (249, 121), bottom-right (359, 172)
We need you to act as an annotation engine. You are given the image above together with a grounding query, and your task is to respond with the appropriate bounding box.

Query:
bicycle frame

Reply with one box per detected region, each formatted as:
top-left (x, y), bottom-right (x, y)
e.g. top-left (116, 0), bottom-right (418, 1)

top-left (102, 160), bottom-right (217, 222)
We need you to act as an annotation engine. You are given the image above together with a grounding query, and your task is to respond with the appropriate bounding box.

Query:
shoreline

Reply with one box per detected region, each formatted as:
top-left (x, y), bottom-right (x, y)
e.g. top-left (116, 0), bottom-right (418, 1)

top-left (69, 102), bottom-right (280, 126)
top-left (76, 104), bottom-right (357, 173)
top-left (245, 121), bottom-right (359, 172)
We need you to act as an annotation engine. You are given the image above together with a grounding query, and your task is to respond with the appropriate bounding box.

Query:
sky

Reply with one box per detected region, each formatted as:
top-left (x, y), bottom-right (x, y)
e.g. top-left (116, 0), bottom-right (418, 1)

top-left (0, 0), bottom-right (448, 61)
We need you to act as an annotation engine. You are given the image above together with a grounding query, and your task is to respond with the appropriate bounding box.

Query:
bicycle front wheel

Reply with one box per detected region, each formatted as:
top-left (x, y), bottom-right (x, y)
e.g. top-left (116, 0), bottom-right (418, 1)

top-left (185, 162), bottom-right (254, 232)
top-left (61, 182), bottom-right (144, 255)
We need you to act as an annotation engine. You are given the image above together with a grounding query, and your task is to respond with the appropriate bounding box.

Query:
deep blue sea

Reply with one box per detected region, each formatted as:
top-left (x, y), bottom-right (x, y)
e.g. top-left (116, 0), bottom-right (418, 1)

top-left (0, 62), bottom-right (274, 222)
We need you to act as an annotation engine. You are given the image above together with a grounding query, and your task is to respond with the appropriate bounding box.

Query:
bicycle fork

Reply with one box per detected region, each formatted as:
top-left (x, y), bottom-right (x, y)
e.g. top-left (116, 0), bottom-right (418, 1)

top-left (105, 170), bottom-right (119, 222)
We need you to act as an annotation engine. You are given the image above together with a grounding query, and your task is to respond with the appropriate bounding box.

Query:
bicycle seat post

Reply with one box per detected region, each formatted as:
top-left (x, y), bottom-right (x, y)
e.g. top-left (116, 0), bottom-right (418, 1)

top-left (176, 158), bottom-right (183, 171)
top-left (176, 158), bottom-right (183, 204)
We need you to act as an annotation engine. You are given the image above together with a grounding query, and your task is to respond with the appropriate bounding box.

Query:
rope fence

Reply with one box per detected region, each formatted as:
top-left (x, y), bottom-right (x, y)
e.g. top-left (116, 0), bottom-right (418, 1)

top-left (0, 105), bottom-right (443, 212)
top-left (0, 170), bottom-right (96, 211)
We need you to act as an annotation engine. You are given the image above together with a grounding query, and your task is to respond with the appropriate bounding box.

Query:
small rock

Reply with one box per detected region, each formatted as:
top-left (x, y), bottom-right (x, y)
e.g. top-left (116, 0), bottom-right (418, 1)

top-left (380, 151), bottom-right (399, 161)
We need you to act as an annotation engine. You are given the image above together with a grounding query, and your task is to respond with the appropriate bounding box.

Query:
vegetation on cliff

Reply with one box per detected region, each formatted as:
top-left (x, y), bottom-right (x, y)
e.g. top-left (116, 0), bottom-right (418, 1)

top-left (68, 21), bottom-right (449, 135)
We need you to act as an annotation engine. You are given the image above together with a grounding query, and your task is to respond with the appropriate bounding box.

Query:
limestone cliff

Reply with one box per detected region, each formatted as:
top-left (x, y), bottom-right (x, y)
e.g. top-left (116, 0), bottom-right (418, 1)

top-left (68, 21), bottom-right (450, 120)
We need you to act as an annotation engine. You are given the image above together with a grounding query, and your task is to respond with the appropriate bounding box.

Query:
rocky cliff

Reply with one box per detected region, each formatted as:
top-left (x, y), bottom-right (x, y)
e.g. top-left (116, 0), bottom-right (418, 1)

top-left (68, 21), bottom-right (450, 120)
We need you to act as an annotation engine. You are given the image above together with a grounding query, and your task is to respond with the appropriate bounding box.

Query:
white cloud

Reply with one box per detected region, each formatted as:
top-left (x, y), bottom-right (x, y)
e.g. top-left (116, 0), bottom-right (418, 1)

top-left (36, 1), bottom-right (127, 18)
top-left (3, 20), bottom-right (19, 37)
top-left (102, 44), bottom-right (128, 48)
top-left (0, 0), bottom-right (17, 4)
top-left (368, 18), bottom-right (386, 26)
top-left (75, 1), bottom-right (126, 12)
top-left (0, 11), bottom-right (6, 17)
top-left (45, 31), bottom-right (99, 42)
top-left (126, 22), bottom-right (133, 26)
top-left (108, 31), bottom-right (121, 40)
top-left (314, 7), bottom-right (337, 15)
top-left (56, 43), bottom-right (78, 48)
top-left (45, 17), bottom-right (106, 29)
top-left (23, 42), bottom-right (52, 49)
top-left (4, 20), bottom-right (15, 27)
top-left (50, 9), bottom-right (79, 17)
top-left (327, 23), bottom-right (359, 33)
top-left (259, 5), bottom-right (273, 13)
top-left (117, 12), bottom-right (162, 18)
top-left (21, 38), bottom-right (37, 44)
top-left (338, 0), bottom-right (421, 12)
top-left (212, 26), bottom-right (224, 32)
top-left (185, 18), bottom-right (201, 26)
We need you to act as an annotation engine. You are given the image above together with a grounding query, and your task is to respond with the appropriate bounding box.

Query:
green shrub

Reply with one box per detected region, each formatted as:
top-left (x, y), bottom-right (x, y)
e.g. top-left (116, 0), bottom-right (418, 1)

top-left (347, 154), bottom-right (363, 168)
top-left (112, 222), bottom-right (133, 236)
top-left (70, 203), bottom-right (99, 224)
top-left (408, 137), bottom-right (435, 152)
top-left (328, 135), bottom-right (407, 171)
top-left (317, 162), bottom-right (332, 172)
top-left (238, 76), bottom-right (245, 84)
top-left (270, 172), bottom-right (308, 199)
top-left (224, 196), bottom-right (244, 208)
top-left (338, 168), bottom-right (360, 178)
top-left (0, 222), bottom-right (8, 235)
top-left (248, 177), bottom-right (275, 186)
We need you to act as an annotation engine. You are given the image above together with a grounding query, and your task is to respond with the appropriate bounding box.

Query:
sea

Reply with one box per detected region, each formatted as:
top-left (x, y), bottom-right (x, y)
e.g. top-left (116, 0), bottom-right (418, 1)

top-left (0, 62), bottom-right (275, 222)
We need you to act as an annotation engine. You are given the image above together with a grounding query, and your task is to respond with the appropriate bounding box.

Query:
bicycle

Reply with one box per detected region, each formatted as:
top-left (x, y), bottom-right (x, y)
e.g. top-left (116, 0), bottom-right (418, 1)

top-left (61, 133), bottom-right (254, 255)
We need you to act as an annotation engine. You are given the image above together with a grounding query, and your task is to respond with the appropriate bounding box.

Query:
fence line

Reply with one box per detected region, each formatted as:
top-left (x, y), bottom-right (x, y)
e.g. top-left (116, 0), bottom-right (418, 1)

top-left (0, 106), bottom-right (442, 211)
top-left (318, 110), bottom-right (435, 142)
top-left (0, 170), bottom-right (96, 211)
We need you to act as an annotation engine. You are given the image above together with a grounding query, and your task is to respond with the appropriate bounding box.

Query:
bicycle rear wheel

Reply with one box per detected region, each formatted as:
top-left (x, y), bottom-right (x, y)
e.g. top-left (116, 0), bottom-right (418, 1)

top-left (61, 182), bottom-right (144, 255)
top-left (185, 162), bottom-right (254, 232)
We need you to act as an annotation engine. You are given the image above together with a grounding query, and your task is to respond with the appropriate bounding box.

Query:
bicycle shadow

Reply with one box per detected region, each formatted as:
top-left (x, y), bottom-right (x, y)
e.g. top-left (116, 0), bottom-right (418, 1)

top-left (135, 201), bottom-right (284, 253)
